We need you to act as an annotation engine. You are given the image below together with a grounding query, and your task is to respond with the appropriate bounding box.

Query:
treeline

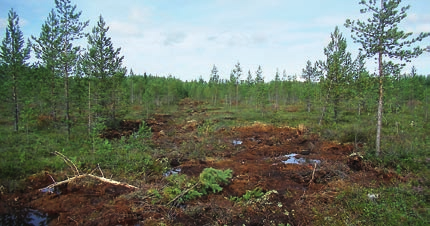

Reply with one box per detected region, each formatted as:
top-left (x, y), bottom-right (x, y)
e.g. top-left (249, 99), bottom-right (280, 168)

top-left (1, 0), bottom-right (429, 139)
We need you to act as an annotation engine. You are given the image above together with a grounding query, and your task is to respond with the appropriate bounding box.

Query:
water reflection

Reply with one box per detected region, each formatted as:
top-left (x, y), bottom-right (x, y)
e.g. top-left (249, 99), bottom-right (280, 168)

top-left (164, 168), bottom-right (181, 177)
top-left (232, 140), bottom-right (242, 145)
top-left (282, 153), bottom-right (320, 165)
top-left (0, 208), bottom-right (54, 226)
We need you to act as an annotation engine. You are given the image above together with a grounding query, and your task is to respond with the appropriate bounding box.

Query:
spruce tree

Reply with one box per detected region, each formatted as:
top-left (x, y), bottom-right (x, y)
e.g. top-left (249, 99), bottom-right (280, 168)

top-left (0, 9), bottom-right (31, 132)
top-left (345, 0), bottom-right (430, 156)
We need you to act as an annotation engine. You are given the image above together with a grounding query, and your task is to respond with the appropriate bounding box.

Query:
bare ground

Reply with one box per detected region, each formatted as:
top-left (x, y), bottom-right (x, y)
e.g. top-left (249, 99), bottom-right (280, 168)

top-left (0, 99), bottom-right (403, 225)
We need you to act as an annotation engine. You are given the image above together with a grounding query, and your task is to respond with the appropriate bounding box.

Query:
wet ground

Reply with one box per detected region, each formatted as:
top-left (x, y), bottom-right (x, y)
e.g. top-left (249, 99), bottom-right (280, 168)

top-left (0, 99), bottom-right (402, 225)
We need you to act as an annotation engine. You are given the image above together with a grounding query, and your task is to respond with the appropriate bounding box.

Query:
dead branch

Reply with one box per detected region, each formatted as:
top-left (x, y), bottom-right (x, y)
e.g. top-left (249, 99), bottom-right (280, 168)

top-left (67, 216), bottom-right (79, 225)
top-left (40, 152), bottom-right (138, 192)
top-left (98, 163), bottom-right (105, 178)
top-left (167, 182), bottom-right (200, 206)
top-left (39, 174), bottom-right (138, 192)
top-left (309, 162), bottom-right (317, 186)
top-left (53, 151), bottom-right (80, 176)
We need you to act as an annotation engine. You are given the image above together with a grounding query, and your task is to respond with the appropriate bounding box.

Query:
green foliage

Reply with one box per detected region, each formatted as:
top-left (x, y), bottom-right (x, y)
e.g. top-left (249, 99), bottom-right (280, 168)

top-left (163, 174), bottom-right (202, 204)
top-left (82, 15), bottom-right (126, 122)
top-left (0, 9), bottom-right (31, 132)
top-left (229, 187), bottom-right (265, 203)
top-left (316, 184), bottom-right (430, 225)
top-left (199, 167), bottom-right (233, 194)
top-left (162, 168), bottom-right (233, 205)
top-left (345, 0), bottom-right (430, 155)
top-left (135, 121), bottom-right (152, 139)
top-left (318, 26), bottom-right (354, 123)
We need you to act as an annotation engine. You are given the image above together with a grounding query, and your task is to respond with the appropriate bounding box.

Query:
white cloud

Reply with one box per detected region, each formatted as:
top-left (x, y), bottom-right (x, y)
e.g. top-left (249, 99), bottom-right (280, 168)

top-left (108, 20), bottom-right (142, 37)
top-left (163, 32), bottom-right (187, 46)
top-left (0, 18), bottom-right (7, 29)
top-left (129, 7), bottom-right (152, 23)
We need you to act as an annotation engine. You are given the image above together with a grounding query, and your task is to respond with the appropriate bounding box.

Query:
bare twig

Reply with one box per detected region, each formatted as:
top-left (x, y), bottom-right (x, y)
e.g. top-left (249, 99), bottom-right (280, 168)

top-left (97, 163), bottom-right (105, 178)
top-left (67, 216), bottom-right (79, 225)
top-left (47, 174), bottom-right (56, 184)
top-left (167, 182), bottom-right (200, 206)
top-left (53, 151), bottom-right (80, 176)
top-left (309, 162), bottom-right (317, 186)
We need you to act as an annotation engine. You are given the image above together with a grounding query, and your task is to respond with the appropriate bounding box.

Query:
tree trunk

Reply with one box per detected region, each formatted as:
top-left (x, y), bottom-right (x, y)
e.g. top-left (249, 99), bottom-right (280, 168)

top-left (64, 65), bottom-right (71, 138)
top-left (358, 103), bottom-right (361, 116)
top-left (333, 97), bottom-right (339, 122)
top-left (376, 51), bottom-right (383, 156)
top-left (319, 106), bottom-right (326, 125)
top-left (130, 78), bottom-right (134, 104)
top-left (13, 73), bottom-right (19, 132)
top-left (88, 80), bottom-right (91, 135)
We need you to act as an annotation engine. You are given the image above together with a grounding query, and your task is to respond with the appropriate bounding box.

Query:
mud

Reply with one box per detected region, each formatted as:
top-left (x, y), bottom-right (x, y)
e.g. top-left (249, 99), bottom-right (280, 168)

top-left (0, 100), bottom-right (403, 225)
top-left (99, 120), bottom-right (142, 139)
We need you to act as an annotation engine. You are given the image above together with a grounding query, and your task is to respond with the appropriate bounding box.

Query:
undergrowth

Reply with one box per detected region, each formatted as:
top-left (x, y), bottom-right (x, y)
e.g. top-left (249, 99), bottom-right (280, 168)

top-left (313, 183), bottom-right (429, 225)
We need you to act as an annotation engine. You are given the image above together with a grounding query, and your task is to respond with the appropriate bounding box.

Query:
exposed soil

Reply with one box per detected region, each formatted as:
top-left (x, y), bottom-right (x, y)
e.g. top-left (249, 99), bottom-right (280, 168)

top-left (99, 120), bottom-right (142, 139)
top-left (0, 100), bottom-right (403, 225)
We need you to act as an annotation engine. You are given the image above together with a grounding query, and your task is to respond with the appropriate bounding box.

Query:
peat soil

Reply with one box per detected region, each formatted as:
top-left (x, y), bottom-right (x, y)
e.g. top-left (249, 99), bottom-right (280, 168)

top-left (0, 100), bottom-right (402, 225)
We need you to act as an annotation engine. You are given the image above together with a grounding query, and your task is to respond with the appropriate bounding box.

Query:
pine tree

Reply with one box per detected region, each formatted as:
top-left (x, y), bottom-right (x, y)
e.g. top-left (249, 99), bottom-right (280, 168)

top-left (55, 0), bottom-right (89, 137)
top-left (208, 65), bottom-right (219, 105)
top-left (246, 70), bottom-right (254, 86)
top-left (129, 68), bottom-right (135, 104)
top-left (301, 60), bottom-right (318, 112)
top-left (345, 0), bottom-right (430, 156)
top-left (254, 66), bottom-right (265, 111)
top-left (318, 26), bottom-right (354, 123)
top-left (32, 9), bottom-right (62, 120)
top-left (82, 15), bottom-right (125, 125)
top-left (274, 68), bottom-right (280, 109)
top-left (351, 52), bottom-right (371, 116)
top-left (0, 9), bottom-right (31, 132)
top-left (232, 62), bottom-right (242, 108)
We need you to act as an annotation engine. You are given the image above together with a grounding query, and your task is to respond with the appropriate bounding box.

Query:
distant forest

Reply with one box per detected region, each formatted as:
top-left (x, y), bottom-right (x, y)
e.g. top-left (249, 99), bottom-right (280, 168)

top-left (1, 0), bottom-right (429, 139)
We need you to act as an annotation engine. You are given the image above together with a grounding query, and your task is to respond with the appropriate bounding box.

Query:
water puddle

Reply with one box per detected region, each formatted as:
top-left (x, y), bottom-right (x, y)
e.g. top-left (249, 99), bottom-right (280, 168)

top-left (40, 186), bottom-right (61, 195)
top-left (282, 153), bottom-right (320, 165)
top-left (0, 208), bottom-right (56, 226)
top-left (164, 167), bottom-right (181, 177)
top-left (232, 140), bottom-right (242, 145)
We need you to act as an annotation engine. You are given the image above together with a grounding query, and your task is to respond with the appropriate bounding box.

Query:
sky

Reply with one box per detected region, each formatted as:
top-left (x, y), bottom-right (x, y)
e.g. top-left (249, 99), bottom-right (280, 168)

top-left (1, 0), bottom-right (429, 82)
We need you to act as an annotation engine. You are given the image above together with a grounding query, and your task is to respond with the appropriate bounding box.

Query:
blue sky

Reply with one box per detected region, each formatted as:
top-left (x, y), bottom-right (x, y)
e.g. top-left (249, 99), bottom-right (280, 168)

top-left (1, 0), bottom-right (429, 81)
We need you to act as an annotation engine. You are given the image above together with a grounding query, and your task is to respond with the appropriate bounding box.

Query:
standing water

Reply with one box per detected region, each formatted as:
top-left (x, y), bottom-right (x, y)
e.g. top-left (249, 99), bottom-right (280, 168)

top-left (0, 208), bottom-right (56, 226)
top-left (282, 153), bottom-right (321, 165)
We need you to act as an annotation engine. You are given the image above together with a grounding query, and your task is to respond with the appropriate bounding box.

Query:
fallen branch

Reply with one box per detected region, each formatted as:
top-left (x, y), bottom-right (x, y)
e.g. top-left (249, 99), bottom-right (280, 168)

top-left (39, 174), bottom-right (138, 192)
top-left (167, 182), bottom-right (200, 206)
